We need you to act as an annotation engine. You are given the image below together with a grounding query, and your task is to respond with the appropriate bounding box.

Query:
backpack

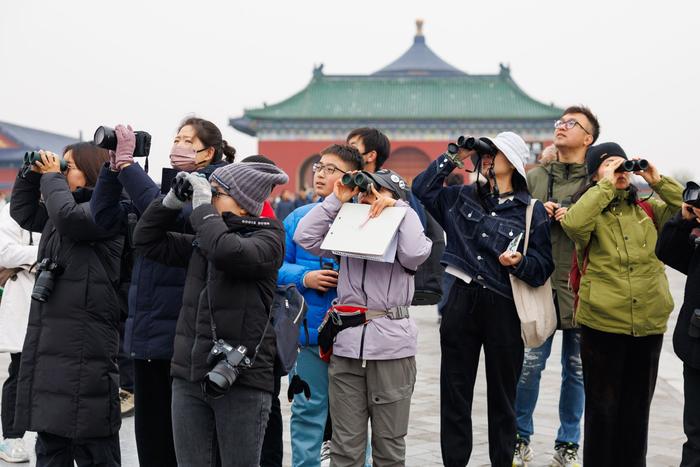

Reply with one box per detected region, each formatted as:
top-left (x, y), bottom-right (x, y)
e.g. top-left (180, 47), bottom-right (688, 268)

top-left (568, 200), bottom-right (655, 312)
top-left (270, 284), bottom-right (307, 376)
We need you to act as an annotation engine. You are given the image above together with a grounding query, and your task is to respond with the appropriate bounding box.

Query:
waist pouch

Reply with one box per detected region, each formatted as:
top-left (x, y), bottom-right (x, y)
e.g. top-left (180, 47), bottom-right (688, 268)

top-left (318, 305), bottom-right (368, 360)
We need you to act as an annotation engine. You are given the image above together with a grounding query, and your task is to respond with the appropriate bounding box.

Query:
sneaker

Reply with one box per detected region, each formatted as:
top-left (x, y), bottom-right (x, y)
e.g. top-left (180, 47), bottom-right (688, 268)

top-left (551, 442), bottom-right (581, 467)
top-left (513, 438), bottom-right (533, 466)
top-left (320, 440), bottom-right (331, 467)
top-left (0, 438), bottom-right (30, 463)
top-left (119, 388), bottom-right (135, 417)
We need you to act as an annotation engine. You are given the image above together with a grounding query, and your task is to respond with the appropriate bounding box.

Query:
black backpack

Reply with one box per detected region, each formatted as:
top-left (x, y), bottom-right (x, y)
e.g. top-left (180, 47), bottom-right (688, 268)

top-left (271, 284), bottom-right (307, 376)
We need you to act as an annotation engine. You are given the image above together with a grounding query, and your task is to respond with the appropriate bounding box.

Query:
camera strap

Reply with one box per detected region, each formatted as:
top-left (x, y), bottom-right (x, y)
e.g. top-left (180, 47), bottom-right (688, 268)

top-left (205, 264), bottom-right (272, 368)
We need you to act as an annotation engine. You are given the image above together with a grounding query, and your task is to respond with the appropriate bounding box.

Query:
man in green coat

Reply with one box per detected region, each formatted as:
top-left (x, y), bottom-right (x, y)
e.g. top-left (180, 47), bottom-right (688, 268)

top-left (513, 106), bottom-right (599, 467)
top-left (560, 142), bottom-right (682, 465)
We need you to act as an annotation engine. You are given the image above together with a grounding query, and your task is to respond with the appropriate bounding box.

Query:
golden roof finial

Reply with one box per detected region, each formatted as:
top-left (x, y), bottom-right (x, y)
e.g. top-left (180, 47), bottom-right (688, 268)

top-left (416, 19), bottom-right (424, 37)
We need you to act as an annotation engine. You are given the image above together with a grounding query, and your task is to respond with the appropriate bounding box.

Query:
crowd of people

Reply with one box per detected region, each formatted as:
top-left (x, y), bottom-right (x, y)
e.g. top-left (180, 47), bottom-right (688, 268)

top-left (0, 108), bottom-right (697, 467)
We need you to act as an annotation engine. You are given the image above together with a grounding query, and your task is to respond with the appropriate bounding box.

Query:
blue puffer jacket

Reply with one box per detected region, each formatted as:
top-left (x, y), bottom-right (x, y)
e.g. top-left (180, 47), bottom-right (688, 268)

top-left (278, 203), bottom-right (337, 346)
top-left (90, 161), bottom-right (226, 360)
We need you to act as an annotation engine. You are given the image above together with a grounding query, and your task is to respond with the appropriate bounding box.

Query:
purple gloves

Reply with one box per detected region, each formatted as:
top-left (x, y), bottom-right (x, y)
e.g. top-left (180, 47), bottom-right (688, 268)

top-left (112, 124), bottom-right (136, 171)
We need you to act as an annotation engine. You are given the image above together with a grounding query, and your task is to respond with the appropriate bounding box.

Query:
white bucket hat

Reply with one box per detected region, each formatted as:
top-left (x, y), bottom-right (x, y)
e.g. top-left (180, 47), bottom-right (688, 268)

top-left (482, 131), bottom-right (529, 180)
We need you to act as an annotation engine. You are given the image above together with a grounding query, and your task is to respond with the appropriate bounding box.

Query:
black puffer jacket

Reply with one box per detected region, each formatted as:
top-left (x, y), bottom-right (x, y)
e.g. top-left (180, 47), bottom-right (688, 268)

top-left (10, 171), bottom-right (124, 439)
top-left (656, 212), bottom-right (700, 369)
top-left (133, 199), bottom-right (285, 393)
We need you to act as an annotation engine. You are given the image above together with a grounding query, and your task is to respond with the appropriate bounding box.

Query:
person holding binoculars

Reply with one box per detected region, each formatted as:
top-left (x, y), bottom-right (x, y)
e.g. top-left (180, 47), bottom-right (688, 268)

top-left (9, 144), bottom-right (125, 466)
top-left (90, 117), bottom-right (234, 466)
top-left (559, 142), bottom-right (683, 465)
top-left (412, 131), bottom-right (554, 467)
top-left (655, 181), bottom-right (700, 466)
top-left (133, 162), bottom-right (288, 467)
top-left (293, 167), bottom-right (431, 467)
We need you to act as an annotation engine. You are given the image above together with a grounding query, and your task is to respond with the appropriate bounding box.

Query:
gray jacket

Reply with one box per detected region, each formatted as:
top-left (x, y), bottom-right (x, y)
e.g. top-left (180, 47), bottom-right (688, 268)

top-left (294, 194), bottom-right (432, 360)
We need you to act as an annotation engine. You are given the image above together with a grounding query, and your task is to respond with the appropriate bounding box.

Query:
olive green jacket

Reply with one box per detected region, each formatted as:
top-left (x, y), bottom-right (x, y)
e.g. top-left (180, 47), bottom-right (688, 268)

top-left (527, 161), bottom-right (588, 329)
top-left (560, 176), bottom-right (683, 336)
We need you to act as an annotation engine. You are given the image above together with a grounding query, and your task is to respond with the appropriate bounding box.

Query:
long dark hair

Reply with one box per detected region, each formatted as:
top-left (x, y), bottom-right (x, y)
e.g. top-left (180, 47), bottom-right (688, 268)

top-left (178, 117), bottom-right (236, 163)
top-left (63, 142), bottom-right (109, 188)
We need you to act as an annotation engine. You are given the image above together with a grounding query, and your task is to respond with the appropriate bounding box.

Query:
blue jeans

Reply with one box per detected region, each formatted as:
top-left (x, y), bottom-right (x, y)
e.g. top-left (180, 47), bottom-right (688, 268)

top-left (515, 329), bottom-right (584, 445)
top-left (171, 377), bottom-right (272, 467)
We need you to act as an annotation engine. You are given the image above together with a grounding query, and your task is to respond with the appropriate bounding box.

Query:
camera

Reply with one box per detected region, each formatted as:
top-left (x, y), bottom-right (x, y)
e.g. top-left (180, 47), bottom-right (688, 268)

top-left (615, 159), bottom-right (649, 173)
top-left (683, 182), bottom-right (700, 209)
top-left (170, 174), bottom-right (194, 201)
top-left (21, 151), bottom-right (68, 178)
top-left (204, 340), bottom-right (250, 397)
top-left (547, 197), bottom-right (572, 222)
top-left (689, 309), bottom-right (700, 339)
top-left (447, 136), bottom-right (497, 158)
top-left (93, 126), bottom-right (152, 158)
top-left (32, 258), bottom-right (62, 302)
top-left (341, 171), bottom-right (374, 193)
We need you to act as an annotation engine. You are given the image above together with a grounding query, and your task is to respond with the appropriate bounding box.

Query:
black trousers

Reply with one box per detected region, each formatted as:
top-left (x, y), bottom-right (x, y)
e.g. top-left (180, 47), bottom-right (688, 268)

top-left (440, 280), bottom-right (524, 467)
top-left (682, 363), bottom-right (700, 467)
top-left (133, 359), bottom-right (177, 467)
top-left (260, 375), bottom-right (283, 467)
top-left (1, 352), bottom-right (23, 439)
top-left (35, 432), bottom-right (120, 467)
top-left (580, 325), bottom-right (663, 467)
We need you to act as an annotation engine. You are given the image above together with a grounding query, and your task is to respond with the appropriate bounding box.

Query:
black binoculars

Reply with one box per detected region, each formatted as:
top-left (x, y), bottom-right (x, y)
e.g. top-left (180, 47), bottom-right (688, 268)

top-left (615, 159), bottom-right (649, 173)
top-left (21, 151), bottom-right (68, 178)
top-left (93, 126), bottom-right (152, 158)
top-left (683, 182), bottom-right (700, 209)
top-left (341, 171), bottom-right (374, 193)
top-left (447, 136), bottom-right (496, 158)
top-left (171, 175), bottom-right (194, 202)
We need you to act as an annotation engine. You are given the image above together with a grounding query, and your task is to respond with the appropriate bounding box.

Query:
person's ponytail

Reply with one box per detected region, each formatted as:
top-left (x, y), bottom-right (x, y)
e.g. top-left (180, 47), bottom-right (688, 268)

top-left (221, 140), bottom-right (236, 163)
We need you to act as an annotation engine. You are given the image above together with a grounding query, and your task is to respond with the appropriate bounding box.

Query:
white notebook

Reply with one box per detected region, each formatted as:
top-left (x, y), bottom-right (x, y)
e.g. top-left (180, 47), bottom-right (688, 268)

top-left (320, 203), bottom-right (407, 263)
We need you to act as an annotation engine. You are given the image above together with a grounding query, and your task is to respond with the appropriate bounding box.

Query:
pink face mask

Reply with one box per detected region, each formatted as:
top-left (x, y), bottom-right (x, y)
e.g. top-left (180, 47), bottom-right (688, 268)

top-left (169, 146), bottom-right (199, 172)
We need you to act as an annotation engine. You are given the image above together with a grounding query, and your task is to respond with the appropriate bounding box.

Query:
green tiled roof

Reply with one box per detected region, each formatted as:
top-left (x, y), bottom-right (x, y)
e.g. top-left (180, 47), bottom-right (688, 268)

top-left (243, 69), bottom-right (561, 121)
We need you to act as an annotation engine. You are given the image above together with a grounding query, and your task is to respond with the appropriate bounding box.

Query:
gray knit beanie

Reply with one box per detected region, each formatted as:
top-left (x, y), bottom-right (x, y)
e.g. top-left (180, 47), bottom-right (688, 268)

top-left (211, 162), bottom-right (289, 216)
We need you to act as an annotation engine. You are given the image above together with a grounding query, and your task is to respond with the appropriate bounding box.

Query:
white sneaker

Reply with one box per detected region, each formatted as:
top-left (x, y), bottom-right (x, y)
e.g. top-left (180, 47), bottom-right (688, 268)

top-left (512, 438), bottom-right (533, 466)
top-left (320, 440), bottom-right (331, 467)
top-left (551, 443), bottom-right (581, 467)
top-left (0, 438), bottom-right (30, 463)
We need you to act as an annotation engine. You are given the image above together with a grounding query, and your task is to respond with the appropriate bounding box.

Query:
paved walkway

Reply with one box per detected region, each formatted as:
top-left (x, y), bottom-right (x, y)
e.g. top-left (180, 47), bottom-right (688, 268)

top-left (0, 268), bottom-right (688, 466)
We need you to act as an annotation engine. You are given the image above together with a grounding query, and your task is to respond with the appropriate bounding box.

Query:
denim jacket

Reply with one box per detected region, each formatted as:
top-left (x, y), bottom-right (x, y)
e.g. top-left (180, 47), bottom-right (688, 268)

top-left (412, 155), bottom-right (554, 299)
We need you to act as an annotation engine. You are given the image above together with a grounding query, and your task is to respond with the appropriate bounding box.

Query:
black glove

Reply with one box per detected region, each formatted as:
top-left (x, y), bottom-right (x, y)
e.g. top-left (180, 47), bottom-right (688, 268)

top-left (287, 374), bottom-right (311, 402)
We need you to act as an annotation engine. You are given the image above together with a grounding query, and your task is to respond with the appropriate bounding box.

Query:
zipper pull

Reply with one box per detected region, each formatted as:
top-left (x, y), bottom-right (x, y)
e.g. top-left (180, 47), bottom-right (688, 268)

top-left (362, 359), bottom-right (367, 368)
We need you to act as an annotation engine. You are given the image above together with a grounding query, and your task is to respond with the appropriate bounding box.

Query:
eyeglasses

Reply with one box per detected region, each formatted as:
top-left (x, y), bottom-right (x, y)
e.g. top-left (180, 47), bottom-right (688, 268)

top-left (312, 162), bottom-right (347, 176)
top-left (211, 188), bottom-right (231, 199)
top-left (554, 119), bottom-right (591, 135)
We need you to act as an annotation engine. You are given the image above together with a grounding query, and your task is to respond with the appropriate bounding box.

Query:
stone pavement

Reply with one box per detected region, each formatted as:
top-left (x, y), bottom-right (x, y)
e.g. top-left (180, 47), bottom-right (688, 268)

top-left (0, 268), bottom-right (689, 466)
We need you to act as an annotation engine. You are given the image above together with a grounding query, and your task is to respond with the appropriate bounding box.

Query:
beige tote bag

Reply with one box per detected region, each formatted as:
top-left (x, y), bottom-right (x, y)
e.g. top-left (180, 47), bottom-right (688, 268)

top-left (509, 199), bottom-right (556, 348)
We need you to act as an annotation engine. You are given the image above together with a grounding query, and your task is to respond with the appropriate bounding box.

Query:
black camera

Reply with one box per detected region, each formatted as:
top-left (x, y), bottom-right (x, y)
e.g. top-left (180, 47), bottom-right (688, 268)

top-left (683, 182), bottom-right (700, 209)
top-left (547, 197), bottom-right (572, 222)
top-left (341, 171), bottom-right (374, 193)
top-left (615, 159), bottom-right (649, 173)
top-left (690, 309), bottom-right (700, 339)
top-left (93, 126), bottom-right (152, 158)
top-left (204, 340), bottom-right (250, 397)
top-left (21, 151), bottom-right (68, 178)
top-left (32, 258), bottom-right (62, 302)
top-left (447, 136), bottom-right (497, 158)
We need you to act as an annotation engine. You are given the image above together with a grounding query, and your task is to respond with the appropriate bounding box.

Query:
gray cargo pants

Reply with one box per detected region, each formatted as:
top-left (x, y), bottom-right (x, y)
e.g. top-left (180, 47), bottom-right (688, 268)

top-left (328, 355), bottom-right (417, 467)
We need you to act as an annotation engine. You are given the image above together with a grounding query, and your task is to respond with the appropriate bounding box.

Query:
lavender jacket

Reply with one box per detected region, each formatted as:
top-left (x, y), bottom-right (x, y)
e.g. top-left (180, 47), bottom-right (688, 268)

top-left (294, 194), bottom-right (432, 360)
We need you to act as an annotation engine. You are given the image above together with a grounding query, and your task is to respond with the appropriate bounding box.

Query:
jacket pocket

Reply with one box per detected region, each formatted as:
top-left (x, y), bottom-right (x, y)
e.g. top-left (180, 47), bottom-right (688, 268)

top-left (455, 204), bottom-right (484, 240)
top-left (497, 223), bottom-right (524, 252)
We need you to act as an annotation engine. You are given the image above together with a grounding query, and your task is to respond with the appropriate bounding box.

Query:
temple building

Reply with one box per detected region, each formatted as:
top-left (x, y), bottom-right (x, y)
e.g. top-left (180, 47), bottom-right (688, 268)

top-left (230, 20), bottom-right (562, 191)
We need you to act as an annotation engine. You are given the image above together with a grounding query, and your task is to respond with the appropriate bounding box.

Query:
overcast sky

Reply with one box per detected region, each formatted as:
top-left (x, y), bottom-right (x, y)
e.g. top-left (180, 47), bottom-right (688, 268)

top-left (2, 1), bottom-right (698, 181)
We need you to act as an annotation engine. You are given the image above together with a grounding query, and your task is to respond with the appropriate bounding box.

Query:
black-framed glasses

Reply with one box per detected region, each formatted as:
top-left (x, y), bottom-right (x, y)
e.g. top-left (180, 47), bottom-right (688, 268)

top-left (554, 119), bottom-right (591, 135)
top-left (312, 162), bottom-right (347, 176)
top-left (211, 188), bottom-right (231, 199)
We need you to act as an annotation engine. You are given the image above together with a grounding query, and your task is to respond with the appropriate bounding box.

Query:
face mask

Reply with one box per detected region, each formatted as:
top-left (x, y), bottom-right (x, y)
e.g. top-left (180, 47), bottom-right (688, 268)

top-left (169, 146), bottom-right (199, 172)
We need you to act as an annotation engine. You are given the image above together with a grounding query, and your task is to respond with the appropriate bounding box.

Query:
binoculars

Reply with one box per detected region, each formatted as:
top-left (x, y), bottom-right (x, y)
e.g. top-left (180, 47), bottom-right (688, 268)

top-left (615, 159), bottom-right (649, 173)
top-left (94, 126), bottom-right (152, 158)
top-left (683, 182), bottom-right (700, 208)
top-left (341, 171), bottom-right (374, 193)
top-left (171, 175), bottom-right (194, 202)
top-left (23, 151), bottom-right (68, 173)
top-left (447, 136), bottom-right (497, 158)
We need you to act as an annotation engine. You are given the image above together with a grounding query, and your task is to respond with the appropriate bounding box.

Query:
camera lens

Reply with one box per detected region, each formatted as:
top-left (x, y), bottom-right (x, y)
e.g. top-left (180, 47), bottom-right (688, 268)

top-left (93, 126), bottom-right (118, 151)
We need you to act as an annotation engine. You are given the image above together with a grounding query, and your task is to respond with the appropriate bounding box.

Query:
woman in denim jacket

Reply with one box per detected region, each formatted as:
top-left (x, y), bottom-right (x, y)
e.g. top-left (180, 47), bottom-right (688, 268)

top-left (412, 132), bottom-right (554, 467)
